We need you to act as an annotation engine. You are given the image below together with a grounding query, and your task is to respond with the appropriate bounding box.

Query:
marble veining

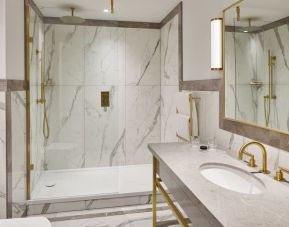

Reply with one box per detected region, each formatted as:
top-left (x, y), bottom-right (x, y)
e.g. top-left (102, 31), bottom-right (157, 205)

top-left (160, 14), bottom-right (180, 143)
top-left (37, 24), bottom-right (161, 171)
top-left (225, 22), bottom-right (289, 133)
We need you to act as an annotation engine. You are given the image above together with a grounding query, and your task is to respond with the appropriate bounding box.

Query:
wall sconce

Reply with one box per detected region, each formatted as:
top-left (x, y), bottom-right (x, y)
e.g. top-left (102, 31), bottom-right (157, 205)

top-left (211, 18), bottom-right (223, 70)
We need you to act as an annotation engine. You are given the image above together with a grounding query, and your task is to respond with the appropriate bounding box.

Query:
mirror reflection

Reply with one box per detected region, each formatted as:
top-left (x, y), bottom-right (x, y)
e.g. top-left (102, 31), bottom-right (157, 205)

top-left (225, 0), bottom-right (289, 132)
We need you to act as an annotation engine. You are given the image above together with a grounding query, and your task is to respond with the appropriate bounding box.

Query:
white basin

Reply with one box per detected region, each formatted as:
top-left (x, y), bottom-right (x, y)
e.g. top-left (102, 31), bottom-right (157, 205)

top-left (200, 163), bottom-right (265, 195)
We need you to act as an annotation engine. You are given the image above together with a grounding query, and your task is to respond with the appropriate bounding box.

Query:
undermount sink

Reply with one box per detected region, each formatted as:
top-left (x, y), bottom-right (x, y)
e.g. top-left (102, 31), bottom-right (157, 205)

top-left (200, 163), bottom-right (265, 195)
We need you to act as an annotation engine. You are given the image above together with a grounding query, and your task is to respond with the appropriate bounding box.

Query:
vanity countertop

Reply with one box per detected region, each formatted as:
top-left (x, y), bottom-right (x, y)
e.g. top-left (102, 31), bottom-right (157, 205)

top-left (149, 142), bottom-right (289, 227)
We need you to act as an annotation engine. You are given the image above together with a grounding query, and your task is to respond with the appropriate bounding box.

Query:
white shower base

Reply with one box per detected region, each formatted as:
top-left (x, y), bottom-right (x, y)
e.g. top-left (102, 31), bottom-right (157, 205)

top-left (31, 164), bottom-right (152, 201)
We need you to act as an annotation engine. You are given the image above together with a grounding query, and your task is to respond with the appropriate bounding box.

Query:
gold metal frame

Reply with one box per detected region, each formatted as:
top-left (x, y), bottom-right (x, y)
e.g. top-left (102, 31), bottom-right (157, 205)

top-left (221, 0), bottom-right (289, 152)
top-left (152, 157), bottom-right (189, 227)
top-left (110, 0), bottom-right (114, 14)
top-left (24, 0), bottom-right (32, 200)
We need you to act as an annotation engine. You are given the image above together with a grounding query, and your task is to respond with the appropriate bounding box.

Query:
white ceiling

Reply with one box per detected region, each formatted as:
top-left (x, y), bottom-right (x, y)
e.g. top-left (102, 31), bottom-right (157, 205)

top-left (225, 0), bottom-right (289, 27)
top-left (34, 0), bottom-right (181, 22)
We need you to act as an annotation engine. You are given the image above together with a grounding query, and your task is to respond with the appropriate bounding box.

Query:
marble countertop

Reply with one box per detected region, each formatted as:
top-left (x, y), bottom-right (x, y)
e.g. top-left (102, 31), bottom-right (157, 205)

top-left (149, 142), bottom-right (289, 227)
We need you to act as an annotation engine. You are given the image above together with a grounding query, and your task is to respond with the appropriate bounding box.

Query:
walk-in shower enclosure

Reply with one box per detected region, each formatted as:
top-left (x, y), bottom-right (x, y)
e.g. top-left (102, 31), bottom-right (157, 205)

top-left (26, 2), bottom-right (181, 212)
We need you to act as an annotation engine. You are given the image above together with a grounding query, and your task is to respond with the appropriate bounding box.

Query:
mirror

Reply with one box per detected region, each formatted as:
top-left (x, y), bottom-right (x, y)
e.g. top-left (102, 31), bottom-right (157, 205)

top-left (224, 0), bottom-right (289, 133)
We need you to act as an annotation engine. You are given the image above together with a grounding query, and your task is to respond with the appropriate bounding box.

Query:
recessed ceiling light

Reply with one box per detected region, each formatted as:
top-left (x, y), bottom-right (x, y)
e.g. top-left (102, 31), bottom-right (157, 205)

top-left (103, 9), bottom-right (110, 13)
top-left (243, 30), bottom-right (248, 33)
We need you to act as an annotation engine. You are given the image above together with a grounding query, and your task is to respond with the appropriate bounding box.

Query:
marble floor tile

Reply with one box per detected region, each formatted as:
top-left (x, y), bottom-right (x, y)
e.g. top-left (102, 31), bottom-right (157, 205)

top-left (50, 207), bottom-right (180, 227)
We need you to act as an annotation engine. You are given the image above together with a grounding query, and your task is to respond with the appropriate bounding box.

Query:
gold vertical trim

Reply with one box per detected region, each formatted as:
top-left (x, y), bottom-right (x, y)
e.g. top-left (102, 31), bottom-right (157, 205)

top-left (152, 157), bottom-right (157, 227)
top-left (156, 179), bottom-right (189, 227)
top-left (24, 0), bottom-right (31, 201)
top-left (110, 0), bottom-right (114, 14)
top-left (189, 94), bottom-right (193, 139)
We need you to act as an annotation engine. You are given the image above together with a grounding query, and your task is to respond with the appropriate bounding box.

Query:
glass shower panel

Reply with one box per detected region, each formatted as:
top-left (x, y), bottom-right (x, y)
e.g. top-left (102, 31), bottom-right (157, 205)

top-left (44, 25), bottom-right (85, 170)
top-left (42, 24), bottom-right (122, 196)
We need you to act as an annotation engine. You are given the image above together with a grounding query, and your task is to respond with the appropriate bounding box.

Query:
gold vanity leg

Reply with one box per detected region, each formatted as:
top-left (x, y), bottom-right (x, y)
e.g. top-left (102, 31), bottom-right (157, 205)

top-left (152, 157), bottom-right (157, 227)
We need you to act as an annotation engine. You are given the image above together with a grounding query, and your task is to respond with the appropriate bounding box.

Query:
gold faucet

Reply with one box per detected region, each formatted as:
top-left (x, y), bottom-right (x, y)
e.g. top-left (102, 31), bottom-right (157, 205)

top-left (274, 166), bottom-right (289, 181)
top-left (239, 141), bottom-right (270, 174)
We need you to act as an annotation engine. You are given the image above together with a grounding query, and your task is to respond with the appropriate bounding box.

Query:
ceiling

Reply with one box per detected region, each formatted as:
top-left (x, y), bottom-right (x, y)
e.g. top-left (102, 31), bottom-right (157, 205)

top-left (225, 0), bottom-right (289, 27)
top-left (34, 0), bottom-right (181, 22)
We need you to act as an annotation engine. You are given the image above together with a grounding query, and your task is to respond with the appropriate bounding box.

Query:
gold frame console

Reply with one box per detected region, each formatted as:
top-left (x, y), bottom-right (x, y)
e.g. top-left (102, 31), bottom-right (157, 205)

top-left (152, 157), bottom-right (189, 227)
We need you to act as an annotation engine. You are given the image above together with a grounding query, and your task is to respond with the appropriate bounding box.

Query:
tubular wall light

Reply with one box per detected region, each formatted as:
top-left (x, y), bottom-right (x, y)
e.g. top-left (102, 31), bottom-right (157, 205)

top-left (211, 18), bottom-right (223, 70)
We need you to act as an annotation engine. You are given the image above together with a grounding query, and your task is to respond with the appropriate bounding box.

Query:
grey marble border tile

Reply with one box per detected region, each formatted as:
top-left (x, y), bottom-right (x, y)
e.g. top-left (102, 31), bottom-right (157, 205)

top-left (160, 2), bottom-right (182, 27)
top-left (43, 17), bottom-right (161, 29)
top-left (0, 80), bottom-right (28, 92)
top-left (180, 79), bottom-right (221, 91)
top-left (225, 16), bottom-right (289, 34)
top-left (49, 205), bottom-right (170, 222)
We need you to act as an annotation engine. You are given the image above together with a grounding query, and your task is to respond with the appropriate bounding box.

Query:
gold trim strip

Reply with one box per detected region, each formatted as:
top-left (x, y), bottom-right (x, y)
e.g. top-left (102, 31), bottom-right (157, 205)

top-left (153, 157), bottom-right (157, 227)
top-left (110, 0), bottom-right (114, 14)
top-left (156, 178), bottom-right (189, 227)
top-left (24, 0), bottom-right (31, 201)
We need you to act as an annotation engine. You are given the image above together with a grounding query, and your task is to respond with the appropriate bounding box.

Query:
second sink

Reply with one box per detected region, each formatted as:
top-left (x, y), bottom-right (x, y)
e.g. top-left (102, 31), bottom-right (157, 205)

top-left (200, 163), bottom-right (265, 195)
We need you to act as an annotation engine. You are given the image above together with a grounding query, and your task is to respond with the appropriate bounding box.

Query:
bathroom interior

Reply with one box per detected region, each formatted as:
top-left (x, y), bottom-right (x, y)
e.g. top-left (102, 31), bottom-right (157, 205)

top-left (1, 0), bottom-right (289, 226)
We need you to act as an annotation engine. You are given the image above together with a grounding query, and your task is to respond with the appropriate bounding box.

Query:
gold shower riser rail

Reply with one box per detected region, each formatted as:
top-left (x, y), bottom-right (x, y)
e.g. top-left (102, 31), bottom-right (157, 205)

top-left (152, 157), bottom-right (189, 227)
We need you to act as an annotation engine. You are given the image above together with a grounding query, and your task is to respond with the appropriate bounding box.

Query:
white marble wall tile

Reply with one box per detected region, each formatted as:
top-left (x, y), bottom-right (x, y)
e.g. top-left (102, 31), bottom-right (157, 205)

top-left (84, 86), bottom-right (125, 167)
top-left (11, 91), bottom-right (27, 217)
top-left (41, 25), bottom-right (161, 171)
top-left (125, 86), bottom-right (161, 165)
top-left (264, 25), bottom-right (289, 85)
top-left (45, 85), bottom-right (85, 170)
top-left (84, 27), bottom-right (125, 86)
top-left (0, 92), bottom-right (6, 218)
top-left (161, 86), bottom-right (179, 143)
top-left (161, 15), bottom-right (179, 86)
top-left (45, 25), bottom-right (84, 86)
top-left (160, 15), bottom-right (180, 143)
top-left (125, 28), bottom-right (160, 86)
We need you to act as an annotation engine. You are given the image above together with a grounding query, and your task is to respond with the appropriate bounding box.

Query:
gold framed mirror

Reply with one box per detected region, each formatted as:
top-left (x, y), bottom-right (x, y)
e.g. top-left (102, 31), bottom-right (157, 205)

top-left (221, 0), bottom-right (289, 152)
